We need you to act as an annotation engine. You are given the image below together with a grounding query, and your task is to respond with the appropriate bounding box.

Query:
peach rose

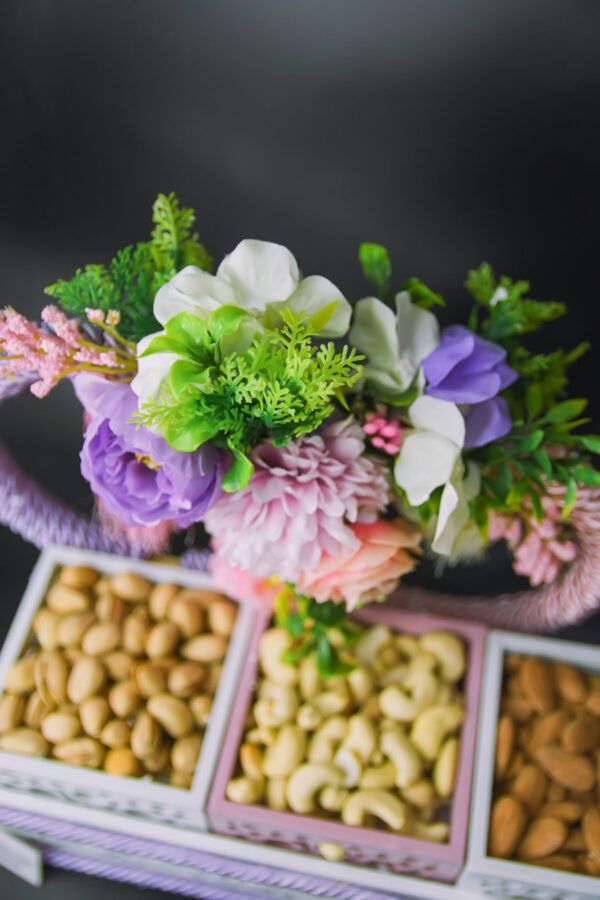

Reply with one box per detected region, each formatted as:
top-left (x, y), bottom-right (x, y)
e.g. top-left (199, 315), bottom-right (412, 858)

top-left (295, 519), bottom-right (421, 609)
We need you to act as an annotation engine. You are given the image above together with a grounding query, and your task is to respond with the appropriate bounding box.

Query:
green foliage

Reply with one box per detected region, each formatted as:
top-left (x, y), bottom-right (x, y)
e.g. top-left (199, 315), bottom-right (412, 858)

top-left (358, 243), bottom-right (392, 302)
top-left (400, 277), bottom-right (445, 309)
top-left (137, 308), bottom-right (363, 489)
top-left (275, 589), bottom-right (359, 679)
top-left (45, 193), bottom-right (211, 342)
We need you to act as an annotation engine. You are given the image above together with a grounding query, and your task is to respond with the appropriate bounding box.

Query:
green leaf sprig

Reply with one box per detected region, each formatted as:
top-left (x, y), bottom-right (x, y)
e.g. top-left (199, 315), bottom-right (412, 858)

top-left (358, 243), bottom-right (444, 310)
top-left (45, 193), bottom-right (211, 343)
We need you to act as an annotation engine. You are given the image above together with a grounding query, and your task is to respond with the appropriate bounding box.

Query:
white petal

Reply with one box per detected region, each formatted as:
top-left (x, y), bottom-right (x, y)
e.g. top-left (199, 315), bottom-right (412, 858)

top-left (408, 396), bottom-right (465, 447)
top-left (349, 297), bottom-right (401, 369)
top-left (462, 461), bottom-right (481, 501)
top-left (216, 239), bottom-right (299, 309)
top-left (432, 481), bottom-right (463, 555)
top-left (283, 275), bottom-right (351, 336)
top-left (394, 431), bottom-right (461, 506)
top-left (131, 333), bottom-right (178, 403)
top-left (154, 266), bottom-right (236, 325)
top-left (394, 292), bottom-right (440, 365)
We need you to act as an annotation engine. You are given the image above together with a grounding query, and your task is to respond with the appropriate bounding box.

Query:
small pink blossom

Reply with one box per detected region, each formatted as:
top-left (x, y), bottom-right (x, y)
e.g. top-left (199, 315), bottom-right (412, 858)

top-left (363, 406), bottom-right (403, 455)
top-left (489, 495), bottom-right (577, 587)
top-left (209, 551), bottom-right (282, 612)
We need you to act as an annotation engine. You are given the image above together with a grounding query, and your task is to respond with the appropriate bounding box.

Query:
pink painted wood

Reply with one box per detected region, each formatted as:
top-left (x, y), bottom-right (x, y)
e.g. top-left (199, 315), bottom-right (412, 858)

top-left (207, 607), bottom-right (487, 884)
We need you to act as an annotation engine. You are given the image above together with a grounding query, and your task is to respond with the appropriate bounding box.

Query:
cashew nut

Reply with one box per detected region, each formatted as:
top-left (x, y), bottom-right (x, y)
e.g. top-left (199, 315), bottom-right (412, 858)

top-left (356, 625), bottom-right (392, 666)
top-left (226, 776), bottom-right (264, 804)
top-left (312, 683), bottom-right (351, 717)
top-left (317, 842), bottom-right (347, 862)
top-left (379, 685), bottom-right (420, 722)
top-left (347, 667), bottom-right (375, 704)
top-left (380, 726), bottom-right (423, 788)
top-left (360, 695), bottom-right (381, 721)
top-left (401, 777), bottom-right (437, 809)
top-left (239, 743), bottom-right (263, 780)
top-left (258, 628), bottom-right (298, 686)
top-left (360, 761), bottom-right (396, 790)
top-left (262, 724), bottom-right (307, 778)
top-left (333, 747), bottom-right (363, 787)
top-left (286, 763), bottom-right (343, 813)
top-left (395, 634), bottom-right (419, 658)
top-left (418, 630), bottom-right (466, 683)
top-left (409, 819), bottom-right (450, 843)
top-left (245, 726), bottom-right (277, 747)
top-left (308, 716), bottom-right (348, 763)
top-left (319, 785), bottom-right (349, 812)
top-left (265, 777), bottom-right (288, 810)
top-left (254, 681), bottom-right (299, 727)
top-left (379, 665), bottom-right (409, 686)
top-left (340, 713), bottom-right (377, 763)
top-left (299, 656), bottom-right (321, 701)
top-left (402, 653), bottom-right (441, 709)
top-left (433, 735), bottom-right (459, 798)
top-left (410, 703), bottom-right (464, 761)
top-left (296, 702), bottom-right (323, 731)
top-left (342, 789), bottom-right (407, 830)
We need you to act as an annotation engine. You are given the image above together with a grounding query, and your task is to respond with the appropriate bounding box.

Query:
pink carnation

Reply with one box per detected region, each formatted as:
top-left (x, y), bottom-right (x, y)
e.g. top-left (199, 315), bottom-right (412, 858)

top-left (296, 519), bottom-right (422, 610)
top-left (204, 418), bottom-right (394, 582)
top-left (208, 553), bottom-right (282, 612)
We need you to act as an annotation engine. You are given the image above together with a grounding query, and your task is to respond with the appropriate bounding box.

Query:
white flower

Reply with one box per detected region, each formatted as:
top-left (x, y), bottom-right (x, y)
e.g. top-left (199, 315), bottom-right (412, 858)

top-left (349, 292), bottom-right (439, 400)
top-left (132, 239), bottom-right (351, 405)
top-left (394, 395), bottom-right (477, 557)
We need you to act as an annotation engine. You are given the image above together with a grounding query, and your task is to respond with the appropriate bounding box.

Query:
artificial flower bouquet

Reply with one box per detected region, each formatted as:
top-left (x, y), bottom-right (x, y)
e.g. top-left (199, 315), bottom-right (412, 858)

top-left (1, 193), bottom-right (599, 672)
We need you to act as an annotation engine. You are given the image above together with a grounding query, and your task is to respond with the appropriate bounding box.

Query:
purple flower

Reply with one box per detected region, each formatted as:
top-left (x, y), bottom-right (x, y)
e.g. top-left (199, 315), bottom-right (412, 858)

top-left (74, 374), bottom-right (225, 528)
top-left (422, 325), bottom-right (518, 448)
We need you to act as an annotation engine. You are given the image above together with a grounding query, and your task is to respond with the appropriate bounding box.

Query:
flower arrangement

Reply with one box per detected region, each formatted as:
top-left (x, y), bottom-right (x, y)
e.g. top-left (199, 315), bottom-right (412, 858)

top-left (2, 194), bottom-right (599, 673)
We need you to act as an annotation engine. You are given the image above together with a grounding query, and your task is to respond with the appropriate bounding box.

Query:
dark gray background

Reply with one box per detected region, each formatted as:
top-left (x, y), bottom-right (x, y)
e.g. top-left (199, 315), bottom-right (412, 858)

top-left (0, 1), bottom-right (599, 897)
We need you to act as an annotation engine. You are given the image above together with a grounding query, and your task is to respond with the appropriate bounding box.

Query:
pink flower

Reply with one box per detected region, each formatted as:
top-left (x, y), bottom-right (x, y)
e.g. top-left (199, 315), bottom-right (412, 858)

top-left (363, 406), bottom-right (403, 455)
top-left (296, 519), bottom-right (422, 610)
top-left (488, 496), bottom-right (578, 587)
top-left (208, 553), bottom-right (281, 612)
top-left (204, 418), bottom-right (394, 582)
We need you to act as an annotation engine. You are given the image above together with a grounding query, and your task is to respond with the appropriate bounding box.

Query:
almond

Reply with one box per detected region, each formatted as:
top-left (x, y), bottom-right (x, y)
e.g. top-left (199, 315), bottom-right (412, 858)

top-left (109, 572), bottom-right (152, 602)
top-left (563, 827), bottom-right (586, 852)
top-left (534, 745), bottom-right (595, 792)
top-left (527, 709), bottom-right (569, 754)
top-left (58, 565), bottom-right (100, 589)
top-left (495, 715), bottom-right (514, 779)
top-left (553, 661), bottom-right (587, 704)
top-left (519, 657), bottom-right (554, 713)
top-left (529, 853), bottom-right (576, 872)
top-left (582, 808), bottom-right (600, 859)
top-left (562, 715), bottom-right (600, 754)
top-left (585, 692), bottom-right (600, 716)
top-left (512, 765), bottom-right (547, 815)
top-left (489, 795), bottom-right (528, 858)
top-left (539, 801), bottom-right (584, 824)
top-left (517, 816), bottom-right (567, 859)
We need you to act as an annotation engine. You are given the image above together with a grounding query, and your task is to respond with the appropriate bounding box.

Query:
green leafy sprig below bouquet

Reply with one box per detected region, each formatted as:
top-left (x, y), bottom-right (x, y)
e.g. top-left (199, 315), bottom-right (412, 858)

top-left (45, 193), bottom-right (211, 343)
top-left (135, 305), bottom-right (363, 491)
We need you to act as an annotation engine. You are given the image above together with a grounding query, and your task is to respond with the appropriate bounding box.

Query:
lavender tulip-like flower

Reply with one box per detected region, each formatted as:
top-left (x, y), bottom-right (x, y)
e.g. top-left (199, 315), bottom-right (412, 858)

top-left (422, 325), bottom-right (518, 448)
top-left (74, 374), bottom-right (225, 528)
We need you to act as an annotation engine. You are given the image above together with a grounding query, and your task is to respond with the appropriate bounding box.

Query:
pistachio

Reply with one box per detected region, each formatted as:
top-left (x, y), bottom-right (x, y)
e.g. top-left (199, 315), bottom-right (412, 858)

top-left (132, 662), bottom-right (167, 698)
top-left (46, 583), bottom-right (92, 614)
top-left (0, 728), bottom-right (49, 756)
top-left (58, 565), bottom-right (100, 589)
top-left (109, 572), bottom-right (152, 603)
top-left (35, 650), bottom-right (69, 706)
top-left (168, 599), bottom-right (204, 638)
top-left (167, 663), bottom-right (207, 698)
top-left (145, 622), bottom-right (180, 659)
top-left (32, 608), bottom-right (60, 650)
top-left (57, 612), bottom-right (97, 647)
top-left (181, 634), bottom-right (227, 664)
top-left (103, 747), bottom-right (142, 777)
top-left (169, 770), bottom-right (193, 789)
top-left (189, 694), bottom-right (213, 728)
top-left (41, 711), bottom-right (81, 743)
top-left (142, 741), bottom-right (170, 774)
top-left (177, 588), bottom-right (223, 606)
top-left (0, 694), bottom-right (24, 733)
top-left (122, 614), bottom-right (150, 656)
top-left (108, 681), bottom-right (140, 718)
top-left (147, 694), bottom-right (193, 738)
top-left (79, 696), bottom-right (111, 738)
top-left (131, 711), bottom-right (163, 760)
top-left (63, 648), bottom-right (85, 666)
top-left (148, 582), bottom-right (179, 621)
top-left (24, 690), bottom-right (53, 726)
top-left (171, 734), bottom-right (203, 774)
top-left (103, 650), bottom-right (134, 681)
top-left (53, 737), bottom-right (105, 768)
top-left (67, 658), bottom-right (107, 704)
top-left (99, 719), bottom-right (132, 748)
top-left (95, 592), bottom-right (126, 623)
top-left (207, 600), bottom-right (237, 637)
top-left (82, 621), bottom-right (121, 656)
top-left (4, 657), bottom-right (37, 694)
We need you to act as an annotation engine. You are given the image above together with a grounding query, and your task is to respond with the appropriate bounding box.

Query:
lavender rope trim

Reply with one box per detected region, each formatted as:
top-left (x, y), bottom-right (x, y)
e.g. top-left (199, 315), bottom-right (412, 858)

top-left (0, 807), bottom-right (394, 900)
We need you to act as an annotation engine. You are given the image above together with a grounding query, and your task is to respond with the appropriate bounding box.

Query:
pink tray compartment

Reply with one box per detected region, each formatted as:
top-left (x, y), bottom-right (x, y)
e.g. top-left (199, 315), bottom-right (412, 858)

top-left (207, 603), bottom-right (487, 884)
